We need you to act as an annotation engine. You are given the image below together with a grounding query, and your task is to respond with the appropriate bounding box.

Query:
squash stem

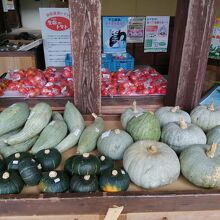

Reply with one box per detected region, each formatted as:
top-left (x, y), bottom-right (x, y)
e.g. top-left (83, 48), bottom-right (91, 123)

top-left (114, 129), bottom-right (121, 134)
top-left (112, 170), bottom-right (118, 176)
top-left (92, 113), bottom-right (98, 119)
top-left (133, 101), bottom-right (138, 113)
top-left (49, 171), bottom-right (57, 178)
top-left (2, 172), bottom-right (9, 179)
top-left (147, 146), bottom-right (157, 154)
top-left (84, 175), bottom-right (90, 181)
top-left (208, 102), bottom-right (215, 112)
top-left (206, 143), bottom-right (217, 159)
top-left (171, 106), bottom-right (180, 113)
top-left (179, 119), bottom-right (187, 129)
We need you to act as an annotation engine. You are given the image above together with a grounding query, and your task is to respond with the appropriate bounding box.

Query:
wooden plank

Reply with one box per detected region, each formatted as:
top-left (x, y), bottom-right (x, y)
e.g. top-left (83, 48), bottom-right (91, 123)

top-left (70, 0), bottom-right (101, 114)
top-left (165, 0), bottom-right (217, 110)
top-left (2, 191), bottom-right (220, 216)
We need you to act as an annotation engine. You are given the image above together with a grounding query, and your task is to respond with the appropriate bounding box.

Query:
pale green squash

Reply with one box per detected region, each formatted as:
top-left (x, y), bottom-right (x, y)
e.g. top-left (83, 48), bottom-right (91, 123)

top-left (180, 144), bottom-right (220, 188)
top-left (123, 140), bottom-right (180, 189)
top-left (190, 103), bottom-right (220, 132)
top-left (77, 113), bottom-right (104, 154)
top-left (207, 126), bottom-right (220, 147)
top-left (6, 102), bottom-right (52, 145)
top-left (120, 101), bottom-right (145, 129)
top-left (0, 103), bottom-right (29, 136)
top-left (155, 106), bottom-right (191, 127)
top-left (97, 129), bottom-right (133, 160)
top-left (161, 119), bottom-right (207, 153)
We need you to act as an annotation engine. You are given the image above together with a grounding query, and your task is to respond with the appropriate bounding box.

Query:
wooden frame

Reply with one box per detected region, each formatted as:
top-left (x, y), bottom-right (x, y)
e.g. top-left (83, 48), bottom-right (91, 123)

top-left (0, 0), bottom-right (219, 217)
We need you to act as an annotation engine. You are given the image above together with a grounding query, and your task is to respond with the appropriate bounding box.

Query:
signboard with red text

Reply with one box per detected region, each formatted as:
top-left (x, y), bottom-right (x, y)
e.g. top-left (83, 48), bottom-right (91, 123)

top-left (39, 8), bottom-right (71, 67)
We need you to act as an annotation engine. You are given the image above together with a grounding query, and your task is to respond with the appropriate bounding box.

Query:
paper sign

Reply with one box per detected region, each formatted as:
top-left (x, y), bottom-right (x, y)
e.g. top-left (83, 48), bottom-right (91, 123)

top-left (127, 17), bottom-right (145, 43)
top-left (209, 18), bottom-right (220, 60)
top-left (144, 16), bottom-right (170, 52)
top-left (102, 16), bottom-right (128, 53)
top-left (39, 8), bottom-right (71, 67)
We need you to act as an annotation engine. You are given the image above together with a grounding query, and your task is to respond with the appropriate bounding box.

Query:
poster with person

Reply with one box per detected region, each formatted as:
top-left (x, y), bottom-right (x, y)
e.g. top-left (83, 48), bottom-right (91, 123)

top-left (102, 16), bottom-right (128, 53)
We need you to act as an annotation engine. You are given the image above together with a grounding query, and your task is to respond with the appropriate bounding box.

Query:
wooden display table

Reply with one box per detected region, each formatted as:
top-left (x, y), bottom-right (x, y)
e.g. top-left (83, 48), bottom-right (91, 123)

top-left (1, 120), bottom-right (220, 220)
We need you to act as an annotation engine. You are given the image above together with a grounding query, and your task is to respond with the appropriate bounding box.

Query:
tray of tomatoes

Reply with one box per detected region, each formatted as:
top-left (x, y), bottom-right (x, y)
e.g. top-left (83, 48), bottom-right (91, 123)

top-left (0, 66), bottom-right (74, 97)
top-left (101, 67), bottom-right (167, 97)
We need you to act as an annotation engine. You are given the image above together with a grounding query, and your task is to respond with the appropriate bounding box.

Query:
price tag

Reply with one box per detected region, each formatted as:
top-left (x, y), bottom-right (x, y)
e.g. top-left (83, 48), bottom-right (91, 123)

top-left (73, 128), bottom-right (80, 136)
top-left (54, 178), bottom-right (60, 183)
top-left (101, 130), bottom-right (111, 139)
top-left (13, 160), bottom-right (18, 165)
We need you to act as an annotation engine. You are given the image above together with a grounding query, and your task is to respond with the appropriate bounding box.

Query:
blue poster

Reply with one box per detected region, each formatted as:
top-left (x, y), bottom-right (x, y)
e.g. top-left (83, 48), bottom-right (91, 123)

top-left (102, 16), bottom-right (128, 53)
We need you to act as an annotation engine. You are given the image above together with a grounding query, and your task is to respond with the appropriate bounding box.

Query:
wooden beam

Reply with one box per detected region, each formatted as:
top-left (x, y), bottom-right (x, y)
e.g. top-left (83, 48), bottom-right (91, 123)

top-left (69, 0), bottom-right (101, 114)
top-left (1, 190), bottom-right (220, 216)
top-left (165, 0), bottom-right (217, 110)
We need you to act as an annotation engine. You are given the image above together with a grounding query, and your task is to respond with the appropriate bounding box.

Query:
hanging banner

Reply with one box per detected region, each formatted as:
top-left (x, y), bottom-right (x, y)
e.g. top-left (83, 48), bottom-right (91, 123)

top-left (102, 16), bottom-right (128, 53)
top-left (39, 8), bottom-right (71, 67)
top-left (144, 16), bottom-right (170, 52)
top-left (209, 18), bottom-right (220, 60)
top-left (127, 17), bottom-right (145, 43)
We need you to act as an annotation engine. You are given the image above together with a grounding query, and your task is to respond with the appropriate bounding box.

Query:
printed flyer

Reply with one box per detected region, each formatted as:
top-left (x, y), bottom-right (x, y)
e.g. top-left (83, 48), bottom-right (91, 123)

top-left (39, 8), bottom-right (71, 67)
top-left (127, 17), bottom-right (145, 43)
top-left (144, 16), bottom-right (170, 53)
top-left (102, 16), bottom-right (128, 53)
top-left (209, 18), bottom-right (220, 60)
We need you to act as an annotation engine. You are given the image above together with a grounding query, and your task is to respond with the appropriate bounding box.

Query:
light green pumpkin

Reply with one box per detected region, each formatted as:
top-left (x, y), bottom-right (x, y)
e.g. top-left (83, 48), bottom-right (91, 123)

top-left (180, 144), bottom-right (220, 188)
top-left (155, 106), bottom-right (191, 127)
top-left (161, 119), bottom-right (207, 154)
top-left (190, 103), bottom-right (220, 132)
top-left (207, 126), bottom-right (220, 147)
top-left (123, 140), bottom-right (180, 189)
top-left (97, 129), bottom-right (133, 160)
top-left (126, 112), bottom-right (161, 141)
top-left (120, 101), bottom-right (145, 129)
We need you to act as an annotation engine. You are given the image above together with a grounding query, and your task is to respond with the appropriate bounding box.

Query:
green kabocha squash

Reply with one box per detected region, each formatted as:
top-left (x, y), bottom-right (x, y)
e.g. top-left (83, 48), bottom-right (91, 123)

top-left (0, 103), bottom-right (29, 136)
top-left (155, 106), bottom-right (191, 127)
top-left (190, 103), bottom-right (220, 132)
top-left (0, 171), bottom-right (24, 194)
top-left (207, 126), bottom-right (220, 147)
top-left (39, 171), bottom-right (69, 193)
top-left (55, 102), bottom-right (85, 153)
top-left (6, 152), bottom-right (34, 171)
top-left (52, 111), bottom-right (64, 121)
top-left (0, 154), bottom-right (5, 172)
top-left (99, 155), bottom-right (114, 173)
top-left (123, 140), bottom-right (180, 189)
top-left (99, 168), bottom-right (130, 192)
top-left (6, 102), bottom-right (52, 145)
top-left (97, 129), bottom-right (133, 160)
top-left (161, 119), bottom-right (207, 153)
top-left (31, 119), bottom-right (67, 154)
top-left (0, 136), bottom-right (38, 158)
top-left (35, 148), bottom-right (61, 171)
top-left (120, 101), bottom-right (145, 129)
top-left (18, 158), bottom-right (42, 186)
top-left (64, 153), bottom-right (100, 176)
top-left (77, 113), bottom-right (105, 154)
top-left (180, 143), bottom-right (220, 188)
top-left (70, 174), bottom-right (98, 192)
top-left (126, 112), bottom-right (161, 141)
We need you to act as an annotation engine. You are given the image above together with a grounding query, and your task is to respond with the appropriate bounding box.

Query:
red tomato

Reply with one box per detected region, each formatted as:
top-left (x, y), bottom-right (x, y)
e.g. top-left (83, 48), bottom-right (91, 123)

top-left (62, 69), bottom-right (73, 78)
top-left (101, 88), bottom-right (109, 96)
top-left (149, 87), bottom-right (156, 95)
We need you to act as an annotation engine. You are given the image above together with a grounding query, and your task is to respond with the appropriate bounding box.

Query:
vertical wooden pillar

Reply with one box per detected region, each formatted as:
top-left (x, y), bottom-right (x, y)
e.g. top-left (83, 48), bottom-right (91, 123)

top-left (165, 0), bottom-right (217, 110)
top-left (69, 0), bottom-right (101, 114)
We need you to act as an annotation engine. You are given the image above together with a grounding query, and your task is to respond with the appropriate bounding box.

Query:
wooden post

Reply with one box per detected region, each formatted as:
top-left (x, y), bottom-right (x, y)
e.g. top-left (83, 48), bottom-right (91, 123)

top-left (69, 0), bottom-right (101, 114)
top-left (165, 0), bottom-right (217, 110)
